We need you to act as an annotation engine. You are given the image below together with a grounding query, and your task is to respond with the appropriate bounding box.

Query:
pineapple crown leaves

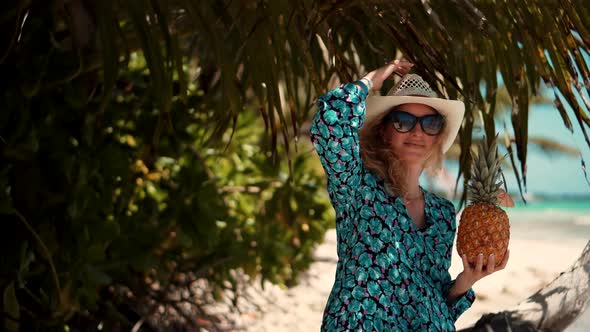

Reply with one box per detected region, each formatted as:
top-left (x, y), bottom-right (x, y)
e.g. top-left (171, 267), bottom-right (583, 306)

top-left (469, 135), bottom-right (508, 204)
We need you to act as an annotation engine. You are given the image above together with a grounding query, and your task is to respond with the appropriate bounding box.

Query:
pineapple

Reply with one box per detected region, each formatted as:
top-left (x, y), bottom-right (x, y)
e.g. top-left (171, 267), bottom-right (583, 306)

top-left (457, 136), bottom-right (510, 267)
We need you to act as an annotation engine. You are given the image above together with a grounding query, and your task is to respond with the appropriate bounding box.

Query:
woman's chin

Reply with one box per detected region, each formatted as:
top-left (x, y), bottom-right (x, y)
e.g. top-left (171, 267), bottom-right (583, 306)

top-left (396, 152), bottom-right (430, 164)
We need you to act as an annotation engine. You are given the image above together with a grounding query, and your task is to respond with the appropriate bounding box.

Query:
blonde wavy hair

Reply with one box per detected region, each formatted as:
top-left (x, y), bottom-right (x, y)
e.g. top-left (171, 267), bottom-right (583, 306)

top-left (358, 106), bottom-right (444, 196)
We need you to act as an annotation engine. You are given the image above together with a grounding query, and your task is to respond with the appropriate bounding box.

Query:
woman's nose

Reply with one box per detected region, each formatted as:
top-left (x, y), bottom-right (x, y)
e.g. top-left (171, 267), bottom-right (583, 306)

top-left (409, 122), bottom-right (426, 136)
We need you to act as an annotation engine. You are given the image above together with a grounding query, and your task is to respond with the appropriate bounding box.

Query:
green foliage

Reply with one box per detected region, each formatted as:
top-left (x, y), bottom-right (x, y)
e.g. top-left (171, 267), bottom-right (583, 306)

top-left (0, 2), bottom-right (332, 330)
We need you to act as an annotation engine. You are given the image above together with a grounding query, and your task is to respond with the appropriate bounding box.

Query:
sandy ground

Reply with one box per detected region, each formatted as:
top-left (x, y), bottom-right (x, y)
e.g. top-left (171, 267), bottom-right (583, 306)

top-left (211, 228), bottom-right (589, 331)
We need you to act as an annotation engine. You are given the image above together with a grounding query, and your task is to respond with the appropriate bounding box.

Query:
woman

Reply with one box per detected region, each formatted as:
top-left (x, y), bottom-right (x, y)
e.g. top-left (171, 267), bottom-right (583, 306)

top-left (309, 60), bottom-right (509, 331)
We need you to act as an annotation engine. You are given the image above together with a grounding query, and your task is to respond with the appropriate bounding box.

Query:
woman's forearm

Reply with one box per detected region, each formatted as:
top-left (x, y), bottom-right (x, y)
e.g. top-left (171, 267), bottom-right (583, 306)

top-left (446, 272), bottom-right (474, 303)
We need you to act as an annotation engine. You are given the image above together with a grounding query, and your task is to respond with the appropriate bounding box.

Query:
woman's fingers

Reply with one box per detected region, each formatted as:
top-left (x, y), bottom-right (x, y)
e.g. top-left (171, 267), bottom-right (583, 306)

top-left (475, 253), bottom-right (484, 272)
top-left (463, 250), bottom-right (510, 284)
top-left (461, 254), bottom-right (470, 270)
top-left (390, 59), bottom-right (413, 66)
top-left (394, 67), bottom-right (411, 77)
top-left (486, 254), bottom-right (496, 273)
top-left (390, 59), bottom-right (413, 76)
top-left (366, 59), bottom-right (414, 91)
top-left (383, 64), bottom-right (399, 78)
top-left (396, 60), bottom-right (414, 70)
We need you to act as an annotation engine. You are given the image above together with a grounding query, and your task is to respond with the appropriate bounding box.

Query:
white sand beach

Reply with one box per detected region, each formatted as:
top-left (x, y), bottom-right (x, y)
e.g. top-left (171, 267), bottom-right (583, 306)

top-left (213, 210), bottom-right (590, 331)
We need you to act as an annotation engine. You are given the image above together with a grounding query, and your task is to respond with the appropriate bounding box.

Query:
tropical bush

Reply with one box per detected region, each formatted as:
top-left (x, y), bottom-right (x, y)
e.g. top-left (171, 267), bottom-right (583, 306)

top-left (0, 2), bottom-right (331, 331)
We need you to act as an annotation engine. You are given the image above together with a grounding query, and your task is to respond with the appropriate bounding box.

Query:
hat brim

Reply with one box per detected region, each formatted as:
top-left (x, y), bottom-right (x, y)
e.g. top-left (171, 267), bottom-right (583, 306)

top-left (365, 96), bottom-right (465, 153)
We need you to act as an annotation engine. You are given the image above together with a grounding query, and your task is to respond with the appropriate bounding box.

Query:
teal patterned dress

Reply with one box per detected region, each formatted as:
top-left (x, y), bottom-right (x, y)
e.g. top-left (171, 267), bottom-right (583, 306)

top-left (309, 81), bottom-right (475, 331)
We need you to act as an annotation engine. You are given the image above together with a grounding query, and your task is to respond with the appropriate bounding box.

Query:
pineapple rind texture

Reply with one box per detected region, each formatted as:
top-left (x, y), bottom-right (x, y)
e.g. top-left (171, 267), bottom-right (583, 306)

top-left (457, 203), bottom-right (510, 266)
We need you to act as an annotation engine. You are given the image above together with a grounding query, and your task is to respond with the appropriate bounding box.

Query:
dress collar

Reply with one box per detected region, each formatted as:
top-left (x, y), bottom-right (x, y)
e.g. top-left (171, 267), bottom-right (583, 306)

top-left (385, 183), bottom-right (434, 233)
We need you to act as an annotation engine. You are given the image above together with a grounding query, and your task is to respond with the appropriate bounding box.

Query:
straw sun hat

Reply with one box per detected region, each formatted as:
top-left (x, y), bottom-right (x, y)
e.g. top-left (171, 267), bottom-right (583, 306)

top-left (364, 74), bottom-right (465, 153)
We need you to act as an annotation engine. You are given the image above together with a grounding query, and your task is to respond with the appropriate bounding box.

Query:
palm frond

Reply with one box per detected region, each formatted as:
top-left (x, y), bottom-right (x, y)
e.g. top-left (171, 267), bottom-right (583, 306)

top-left (10, 0), bottom-right (590, 197)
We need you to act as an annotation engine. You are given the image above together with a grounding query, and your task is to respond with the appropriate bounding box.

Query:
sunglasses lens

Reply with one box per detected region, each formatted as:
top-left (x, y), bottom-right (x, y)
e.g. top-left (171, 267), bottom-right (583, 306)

top-left (421, 115), bottom-right (444, 135)
top-left (390, 112), bottom-right (416, 133)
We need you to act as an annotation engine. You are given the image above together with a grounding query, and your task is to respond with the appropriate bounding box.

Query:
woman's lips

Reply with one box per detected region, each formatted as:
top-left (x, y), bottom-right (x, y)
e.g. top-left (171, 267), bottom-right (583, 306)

top-left (404, 142), bottom-right (425, 148)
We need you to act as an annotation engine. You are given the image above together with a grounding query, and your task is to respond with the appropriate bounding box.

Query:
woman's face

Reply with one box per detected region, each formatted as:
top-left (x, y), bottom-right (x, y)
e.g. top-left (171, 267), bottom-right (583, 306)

top-left (382, 103), bottom-right (441, 165)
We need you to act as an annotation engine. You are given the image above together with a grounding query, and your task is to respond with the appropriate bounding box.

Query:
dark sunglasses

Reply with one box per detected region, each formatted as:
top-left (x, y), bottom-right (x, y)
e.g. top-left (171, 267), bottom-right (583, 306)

top-left (385, 111), bottom-right (445, 136)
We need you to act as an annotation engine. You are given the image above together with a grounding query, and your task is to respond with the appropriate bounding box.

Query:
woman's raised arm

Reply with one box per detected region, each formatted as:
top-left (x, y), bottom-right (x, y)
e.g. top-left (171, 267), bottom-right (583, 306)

top-left (309, 60), bottom-right (413, 212)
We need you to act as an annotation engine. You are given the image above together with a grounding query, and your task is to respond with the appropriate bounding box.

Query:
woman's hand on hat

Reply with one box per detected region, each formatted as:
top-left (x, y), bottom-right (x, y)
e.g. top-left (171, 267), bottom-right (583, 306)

top-left (363, 59), bottom-right (414, 91)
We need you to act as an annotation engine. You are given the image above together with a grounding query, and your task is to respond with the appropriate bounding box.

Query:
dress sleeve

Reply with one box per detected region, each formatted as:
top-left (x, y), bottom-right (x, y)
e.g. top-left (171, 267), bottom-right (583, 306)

top-left (439, 201), bottom-right (476, 321)
top-left (309, 81), bottom-right (369, 212)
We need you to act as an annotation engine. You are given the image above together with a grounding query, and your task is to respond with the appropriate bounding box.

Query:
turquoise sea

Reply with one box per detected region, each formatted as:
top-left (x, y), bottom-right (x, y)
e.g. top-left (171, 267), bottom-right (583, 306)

top-left (505, 199), bottom-right (590, 242)
top-left (510, 199), bottom-right (590, 213)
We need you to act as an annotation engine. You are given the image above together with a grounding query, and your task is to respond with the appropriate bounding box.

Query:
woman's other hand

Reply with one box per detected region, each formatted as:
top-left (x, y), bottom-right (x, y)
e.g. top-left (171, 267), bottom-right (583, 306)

top-left (363, 59), bottom-right (414, 91)
top-left (458, 250), bottom-right (510, 288)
